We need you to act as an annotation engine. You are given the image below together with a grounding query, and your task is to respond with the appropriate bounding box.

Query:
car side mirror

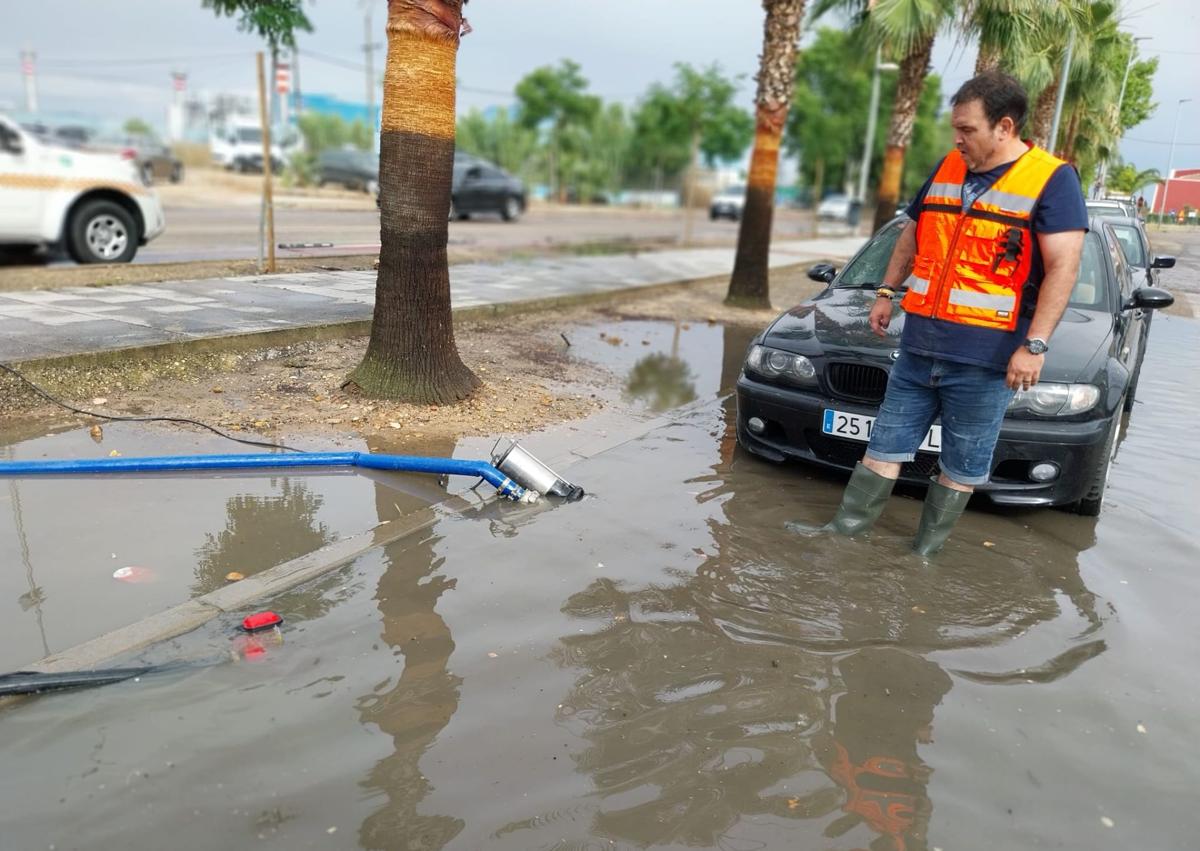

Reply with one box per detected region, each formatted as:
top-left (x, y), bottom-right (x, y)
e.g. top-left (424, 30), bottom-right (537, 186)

top-left (1151, 255), bottom-right (1175, 269)
top-left (1125, 287), bottom-right (1174, 311)
top-left (807, 263), bottom-right (837, 284)
top-left (466, 166), bottom-right (482, 180)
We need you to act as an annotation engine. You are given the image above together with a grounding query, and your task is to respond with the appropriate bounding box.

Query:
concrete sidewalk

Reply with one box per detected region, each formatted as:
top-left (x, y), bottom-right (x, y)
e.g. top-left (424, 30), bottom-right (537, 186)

top-left (0, 236), bottom-right (865, 364)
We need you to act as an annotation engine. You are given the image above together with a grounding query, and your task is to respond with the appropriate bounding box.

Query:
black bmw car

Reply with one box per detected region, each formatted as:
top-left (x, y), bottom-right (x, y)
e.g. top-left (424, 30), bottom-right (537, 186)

top-left (736, 217), bottom-right (1174, 515)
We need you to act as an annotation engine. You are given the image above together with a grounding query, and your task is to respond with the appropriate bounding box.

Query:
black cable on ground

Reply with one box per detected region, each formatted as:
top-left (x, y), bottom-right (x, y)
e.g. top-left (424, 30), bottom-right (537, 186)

top-left (0, 362), bottom-right (306, 454)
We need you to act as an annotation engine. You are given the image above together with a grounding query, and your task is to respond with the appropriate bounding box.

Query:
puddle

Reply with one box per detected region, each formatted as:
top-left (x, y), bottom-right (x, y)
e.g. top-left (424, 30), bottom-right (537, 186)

top-left (1, 318), bottom-right (1198, 849)
top-left (0, 425), bottom-right (470, 671)
top-left (567, 318), bottom-right (757, 410)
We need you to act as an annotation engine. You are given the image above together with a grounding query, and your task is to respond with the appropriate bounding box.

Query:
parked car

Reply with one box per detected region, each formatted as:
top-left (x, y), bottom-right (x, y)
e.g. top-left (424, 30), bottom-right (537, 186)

top-left (709, 185), bottom-right (747, 220)
top-left (0, 114), bottom-right (166, 263)
top-left (210, 120), bottom-right (294, 173)
top-left (1086, 198), bottom-right (1137, 218)
top-left (1100, 213), bottom-right (1175, 289)
top-left (735, 216), bottom-right (1174, 515)
top-left (817, 193), bottom-right (863, 225)
top-left (450, 153), bottom-right (526, 221)
top-left (88, 129), bottom-right (184, 185)
top-left (317, 148), bottom-right (379, 195)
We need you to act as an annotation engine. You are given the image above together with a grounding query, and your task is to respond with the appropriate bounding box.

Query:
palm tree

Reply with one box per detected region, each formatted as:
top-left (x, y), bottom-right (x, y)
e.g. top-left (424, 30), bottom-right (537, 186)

top-left (1004, 1), bottom-right (1101, 150)
top-left (813, 0), bottom-right (957, 233)
top-left (725, 0), bottom-right (806, 309)
top-left (963, 0), bottom-right (1040, 75)
top-left (346, 0), bottom-right (481, 403)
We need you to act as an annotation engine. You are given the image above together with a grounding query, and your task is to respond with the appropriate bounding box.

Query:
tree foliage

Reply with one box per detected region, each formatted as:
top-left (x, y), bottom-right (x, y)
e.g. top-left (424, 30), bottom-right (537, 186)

top-left (785, 28), bottom-right (949, 201)
top-left (296, 113), bottom-right (373, 154)
top-left (460, 61), bottom-right (751, 200)
top-left (122, 117), bottom-right (154, 137)
top-left (1105, 161), bottom-right (1160, 195)
top-left (201, 0), bottom-right (312, 51)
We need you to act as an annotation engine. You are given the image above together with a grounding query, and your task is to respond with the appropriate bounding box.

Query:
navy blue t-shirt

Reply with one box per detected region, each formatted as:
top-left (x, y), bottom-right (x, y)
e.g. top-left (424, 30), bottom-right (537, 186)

top-left (900, 153), bottom-right (1089, 371)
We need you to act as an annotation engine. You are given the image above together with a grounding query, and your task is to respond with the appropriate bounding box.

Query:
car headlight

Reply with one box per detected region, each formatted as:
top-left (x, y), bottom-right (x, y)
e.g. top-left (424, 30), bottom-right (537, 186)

top-left (1007, 382), bottom-right (1100, 416)
top-left (745, 344), bottom-right (817, 386)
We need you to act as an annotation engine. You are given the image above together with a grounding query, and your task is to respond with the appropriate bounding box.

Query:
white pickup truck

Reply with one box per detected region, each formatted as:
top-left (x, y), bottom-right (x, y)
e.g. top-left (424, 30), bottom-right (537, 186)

top-left (0, 113), bottom-right (166, 263)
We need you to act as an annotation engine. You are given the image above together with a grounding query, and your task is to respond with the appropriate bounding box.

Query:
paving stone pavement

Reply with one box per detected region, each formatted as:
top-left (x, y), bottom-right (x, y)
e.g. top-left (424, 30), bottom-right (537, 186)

top-left (0, 237), bottom-right (865, 363)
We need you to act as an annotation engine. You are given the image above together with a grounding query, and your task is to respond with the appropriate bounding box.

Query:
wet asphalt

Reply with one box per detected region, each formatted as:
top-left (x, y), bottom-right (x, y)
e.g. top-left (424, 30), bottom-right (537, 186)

top-left (0, 236), bottom-right (1199, 849)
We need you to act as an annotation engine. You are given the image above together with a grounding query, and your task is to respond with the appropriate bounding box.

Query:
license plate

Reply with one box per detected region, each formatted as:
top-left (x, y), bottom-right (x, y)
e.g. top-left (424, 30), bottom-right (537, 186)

top-left (822, 409), bottom-right (942, 454)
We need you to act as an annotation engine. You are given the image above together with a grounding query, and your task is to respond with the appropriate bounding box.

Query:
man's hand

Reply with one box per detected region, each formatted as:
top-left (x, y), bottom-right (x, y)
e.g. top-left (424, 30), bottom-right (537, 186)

top-left (1006, 347), bottom-right (1044, 391)
top-left (869, 297), bottom-right (894, 337)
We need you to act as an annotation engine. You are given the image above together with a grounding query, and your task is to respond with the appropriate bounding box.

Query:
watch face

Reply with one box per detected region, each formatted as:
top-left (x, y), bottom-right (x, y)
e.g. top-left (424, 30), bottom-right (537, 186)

top-left (1025, 339), bottom-right (1047, 354)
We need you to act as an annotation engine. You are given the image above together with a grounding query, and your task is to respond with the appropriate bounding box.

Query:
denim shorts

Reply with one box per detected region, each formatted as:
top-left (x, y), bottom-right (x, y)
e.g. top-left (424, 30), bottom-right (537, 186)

top-left (865, 351), bottom-right (1014, 486)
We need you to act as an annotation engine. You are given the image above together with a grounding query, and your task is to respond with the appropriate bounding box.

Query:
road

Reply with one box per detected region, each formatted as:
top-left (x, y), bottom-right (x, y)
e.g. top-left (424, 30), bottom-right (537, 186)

top-left (135, 202), bottom-right (839, 264)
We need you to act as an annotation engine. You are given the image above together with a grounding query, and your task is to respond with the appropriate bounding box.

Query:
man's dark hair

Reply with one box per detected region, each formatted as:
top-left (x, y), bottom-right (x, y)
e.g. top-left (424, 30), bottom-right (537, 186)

top-left (951, 72), bottom-right (1028, 132)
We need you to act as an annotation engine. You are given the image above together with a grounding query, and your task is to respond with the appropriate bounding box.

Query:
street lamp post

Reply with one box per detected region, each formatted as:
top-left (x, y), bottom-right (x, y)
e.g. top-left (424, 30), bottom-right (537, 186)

top-left (856, 48), bottom-right (899, 206)
top-left (1095, 35), bottom-right (1150, 198)
top-left (1048, 28), bottom-right (1075, 154)
top-left (1159, 97), bottom-right (1191, 226)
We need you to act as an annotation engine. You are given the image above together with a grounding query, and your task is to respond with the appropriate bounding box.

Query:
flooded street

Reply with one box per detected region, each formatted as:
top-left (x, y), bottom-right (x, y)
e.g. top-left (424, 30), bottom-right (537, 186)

top-left (2, 301), bottom-right (1200, 847)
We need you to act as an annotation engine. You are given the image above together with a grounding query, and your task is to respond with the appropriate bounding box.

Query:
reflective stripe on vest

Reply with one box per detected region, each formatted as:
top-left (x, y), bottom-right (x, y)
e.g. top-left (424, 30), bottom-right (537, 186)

top-left (900, 145), bottom-right (1067, 332)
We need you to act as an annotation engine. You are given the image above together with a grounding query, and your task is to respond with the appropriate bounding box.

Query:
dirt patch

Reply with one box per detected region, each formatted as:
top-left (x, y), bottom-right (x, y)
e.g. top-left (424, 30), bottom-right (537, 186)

top-left (0, 267), bottom-right (823, 446)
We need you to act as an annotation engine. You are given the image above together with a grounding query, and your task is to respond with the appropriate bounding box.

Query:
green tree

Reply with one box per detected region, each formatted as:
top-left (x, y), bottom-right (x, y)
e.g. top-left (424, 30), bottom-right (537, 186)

top-left (725, 0), bottom-right (806, 309)
top-left (456, 107), bottom-right (541, 184)
top-left (515, 60), bottom-right (602, 201)
top-left (1105, 161), bottom-right (1160, 196)
top-left (633, 63), bottom-right (753, 240)
top-left (297, 113), bottom-right (374, 154)
top-left (812, 0), bottom-right (958, 232)
top-left (201, 0), bottom-right (311, 50)
top-left (122, 117), bottom-right (154, 137)
top-left (627, 88), bottom-right (694, 189)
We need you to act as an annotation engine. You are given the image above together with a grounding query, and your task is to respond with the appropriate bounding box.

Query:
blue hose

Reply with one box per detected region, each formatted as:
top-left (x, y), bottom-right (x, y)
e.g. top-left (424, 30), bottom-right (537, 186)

top-left (0, 452), bottom-right (530, 501)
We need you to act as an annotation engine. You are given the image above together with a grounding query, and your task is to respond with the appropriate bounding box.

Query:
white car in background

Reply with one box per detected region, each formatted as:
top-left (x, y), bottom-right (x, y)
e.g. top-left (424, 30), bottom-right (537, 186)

top-left (0, 113), bottom-right (166, 263)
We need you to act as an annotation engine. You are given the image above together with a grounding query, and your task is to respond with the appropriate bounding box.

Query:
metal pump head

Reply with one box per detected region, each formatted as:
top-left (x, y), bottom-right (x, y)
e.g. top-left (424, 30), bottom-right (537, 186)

top-left (491, 440), bottom-right (585, 501)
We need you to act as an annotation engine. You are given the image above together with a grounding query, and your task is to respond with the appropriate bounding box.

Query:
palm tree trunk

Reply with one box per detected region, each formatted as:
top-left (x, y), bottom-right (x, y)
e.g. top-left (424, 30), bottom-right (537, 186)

top-left (726, 0), bottom-right (806, 309)
top-left (974, 43), bottom-right (1002, 75)
top-left (1029, 79), bottom-right (1059, 149)
top-left (348, 0), bottom-right (479, 403)
top-left (871, 31), bottom-right (934, 233)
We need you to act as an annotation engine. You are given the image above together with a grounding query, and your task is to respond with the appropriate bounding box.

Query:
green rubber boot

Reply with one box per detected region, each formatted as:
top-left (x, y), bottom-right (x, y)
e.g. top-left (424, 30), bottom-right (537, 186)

top-left (912, 481), bottom-right (972, 557)
top-left (789, 462), bottom-right (897, 537)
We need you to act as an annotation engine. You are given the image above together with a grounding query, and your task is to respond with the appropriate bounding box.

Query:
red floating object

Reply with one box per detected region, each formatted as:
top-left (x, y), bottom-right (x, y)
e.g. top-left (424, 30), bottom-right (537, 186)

top-left (241, 611), bottom-right (283, 633)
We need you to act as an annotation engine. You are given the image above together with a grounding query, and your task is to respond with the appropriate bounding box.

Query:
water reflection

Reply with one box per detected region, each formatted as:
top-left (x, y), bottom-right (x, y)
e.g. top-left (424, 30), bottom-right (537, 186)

top-left (624, 320), bottom-right (697, 412)
top-left (193, 478), bottom-right (331, 596)
top-left (549, 393), bottom-right (1104, 849)
top-left (356, 438), bottom-right (464, 851)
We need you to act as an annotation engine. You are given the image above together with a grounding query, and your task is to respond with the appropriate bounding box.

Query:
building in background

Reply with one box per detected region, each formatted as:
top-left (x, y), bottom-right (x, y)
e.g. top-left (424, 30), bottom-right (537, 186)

top-left (1151, 167), bottom-right (1200, 219)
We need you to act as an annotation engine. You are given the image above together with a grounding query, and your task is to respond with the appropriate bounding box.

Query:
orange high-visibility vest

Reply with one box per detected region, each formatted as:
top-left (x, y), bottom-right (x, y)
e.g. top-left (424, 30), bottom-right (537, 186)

top-left (900, 145), bottom-right (1066, 332)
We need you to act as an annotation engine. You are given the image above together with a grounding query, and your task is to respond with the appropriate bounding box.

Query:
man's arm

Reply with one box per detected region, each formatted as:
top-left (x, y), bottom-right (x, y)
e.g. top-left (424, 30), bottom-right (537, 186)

top-left (869, 220), bottom-right (917, 336)
top-left (1005, 229), bottom-right (1085, 389)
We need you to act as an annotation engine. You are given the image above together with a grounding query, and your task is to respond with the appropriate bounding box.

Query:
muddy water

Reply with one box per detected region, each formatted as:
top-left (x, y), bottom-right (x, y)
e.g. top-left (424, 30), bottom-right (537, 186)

top-left (1, 315), bottom-right (1198, 850)
top-left (0, 426), bottom-right (472, 672)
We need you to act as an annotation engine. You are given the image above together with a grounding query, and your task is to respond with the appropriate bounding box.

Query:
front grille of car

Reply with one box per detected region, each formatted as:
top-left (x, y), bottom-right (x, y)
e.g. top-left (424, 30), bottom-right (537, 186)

top-left (804, 430), bottom-right (940, 480)
top-left (825, 362), bottom-right (890, 404)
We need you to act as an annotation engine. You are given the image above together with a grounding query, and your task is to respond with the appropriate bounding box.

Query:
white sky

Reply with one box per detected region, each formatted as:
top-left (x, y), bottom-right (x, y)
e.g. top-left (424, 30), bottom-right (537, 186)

top-left (2, 0), bottom-right (1197, 175)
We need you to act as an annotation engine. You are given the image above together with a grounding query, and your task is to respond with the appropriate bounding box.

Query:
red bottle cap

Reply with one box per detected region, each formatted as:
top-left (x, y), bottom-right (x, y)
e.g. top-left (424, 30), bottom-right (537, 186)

top-left (241, 611), bottom-right (283, 632)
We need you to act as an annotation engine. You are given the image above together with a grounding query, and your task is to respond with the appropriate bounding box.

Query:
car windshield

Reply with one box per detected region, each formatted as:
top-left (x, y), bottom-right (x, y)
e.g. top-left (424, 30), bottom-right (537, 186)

top-left (720, 186), bottom-right (745, 197)
top-left (1111, 224), bottom-right (1146, 266)
top-left (834, 220), bottom-right (1111, 311)
top-left (236, 127), bottom-right (262, 143)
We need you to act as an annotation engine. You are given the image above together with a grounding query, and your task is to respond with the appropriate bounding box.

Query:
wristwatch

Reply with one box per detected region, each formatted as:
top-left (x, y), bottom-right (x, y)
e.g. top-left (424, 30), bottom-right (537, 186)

top-left (1022, 337), bottom-right (1049, 355)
